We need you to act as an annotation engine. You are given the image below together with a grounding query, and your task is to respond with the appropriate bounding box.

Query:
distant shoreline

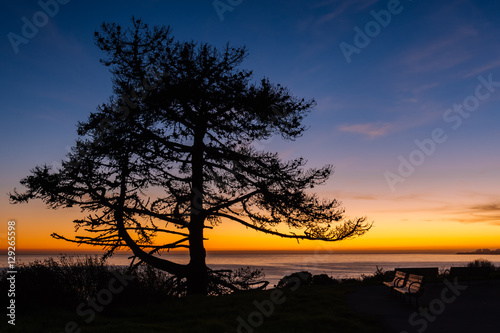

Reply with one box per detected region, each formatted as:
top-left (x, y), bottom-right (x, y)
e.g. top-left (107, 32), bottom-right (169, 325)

top-left (0, 249), bottom-right (465, 255)
top-left (457, 253), bottom-right (500, 255)
top-left (457, 249), bottom-right (500, 255)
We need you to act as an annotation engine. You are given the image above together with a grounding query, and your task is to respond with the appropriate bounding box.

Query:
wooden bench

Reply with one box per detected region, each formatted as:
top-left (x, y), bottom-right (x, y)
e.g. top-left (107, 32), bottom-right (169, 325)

top-left (393, 274), bottom-right (424, 306)
top-left (395, 267), bottom-right (439, 281)
top-left (383, 270), bottom-right (407, 292)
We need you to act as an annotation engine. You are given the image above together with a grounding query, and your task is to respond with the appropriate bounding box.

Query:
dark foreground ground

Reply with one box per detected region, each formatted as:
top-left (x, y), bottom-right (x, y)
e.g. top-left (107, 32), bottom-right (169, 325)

top-left (346, 279), bottom-right (500, 333)
top-left (2, 283), bottom-right (387, 333)
top-left (3, 279), bottom-right (498, 332)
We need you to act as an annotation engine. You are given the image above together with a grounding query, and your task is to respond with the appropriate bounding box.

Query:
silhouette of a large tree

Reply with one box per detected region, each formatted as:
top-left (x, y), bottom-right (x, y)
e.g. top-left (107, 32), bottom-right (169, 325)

top-left (10, 19), bottom-right (371, 295)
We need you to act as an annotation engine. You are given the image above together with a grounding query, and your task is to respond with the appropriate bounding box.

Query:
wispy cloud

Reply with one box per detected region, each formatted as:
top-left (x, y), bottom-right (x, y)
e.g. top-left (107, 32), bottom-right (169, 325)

top-left (455, 203), bottom-right (500, 225)
top-left (398, 26), bottom-right (478, 73)
top-left (325, 190), bottom-right (378, 201)
top-left (315, 0), bottom-right (379, 23)
top-left (419, 199), bottom-right (500, 226)
top-left (411, 82), bottom-right (439, 95)
top-left (338, 122), bottom-right (391, 138)
top-left (463, 59), bottom-right (500, 78)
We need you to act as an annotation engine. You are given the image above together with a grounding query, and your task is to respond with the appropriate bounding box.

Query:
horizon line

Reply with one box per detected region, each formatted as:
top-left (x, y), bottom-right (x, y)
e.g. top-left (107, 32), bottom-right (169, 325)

top-left (1, 248), bottom-right (486, 255)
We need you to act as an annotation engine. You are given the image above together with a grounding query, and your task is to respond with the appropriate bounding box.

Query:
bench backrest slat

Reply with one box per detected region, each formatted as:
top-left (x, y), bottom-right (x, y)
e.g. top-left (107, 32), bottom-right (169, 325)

top-left (407, 274), bottom-right (423, 293)
top-left (392, 271), bottom-right (408, 287)
top-left (395, 267), bottom-right (438, 279)
top-left (394, 271), bottom-right (406, 280)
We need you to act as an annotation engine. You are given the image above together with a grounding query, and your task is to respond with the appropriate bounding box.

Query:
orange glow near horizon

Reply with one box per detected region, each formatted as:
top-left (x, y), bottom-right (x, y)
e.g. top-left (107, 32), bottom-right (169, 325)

top-left (3, 207), bottom-right (499, 254)
top-left (2, 189), bottom-right (499, 254)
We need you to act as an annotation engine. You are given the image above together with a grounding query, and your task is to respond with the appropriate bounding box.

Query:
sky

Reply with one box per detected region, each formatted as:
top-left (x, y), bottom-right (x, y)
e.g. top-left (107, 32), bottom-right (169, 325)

top-left (1, 0), bottom-right (499, 254)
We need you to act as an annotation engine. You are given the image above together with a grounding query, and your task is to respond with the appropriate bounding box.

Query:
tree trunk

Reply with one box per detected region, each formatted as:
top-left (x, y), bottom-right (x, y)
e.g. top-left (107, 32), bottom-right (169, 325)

top-left (187, 217), bottom-right (208, 295)
top-left (187, 124), bottom-right (208, 295)
top-left (116, 155), bottom-right (188, 277)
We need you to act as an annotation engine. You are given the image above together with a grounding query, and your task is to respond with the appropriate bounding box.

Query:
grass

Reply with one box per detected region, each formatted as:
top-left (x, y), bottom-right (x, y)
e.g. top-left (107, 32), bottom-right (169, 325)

top-left (3, 284), bottom-right (387, 333)
top-left (1, 256), bottom-right (389, 332)
top-left (3, 256), bottom-right (498, 332)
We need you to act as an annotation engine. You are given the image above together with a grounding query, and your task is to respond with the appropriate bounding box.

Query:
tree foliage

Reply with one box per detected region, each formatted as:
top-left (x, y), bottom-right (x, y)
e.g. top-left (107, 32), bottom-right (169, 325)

top-left (10, 18), bottom-right (372, 295)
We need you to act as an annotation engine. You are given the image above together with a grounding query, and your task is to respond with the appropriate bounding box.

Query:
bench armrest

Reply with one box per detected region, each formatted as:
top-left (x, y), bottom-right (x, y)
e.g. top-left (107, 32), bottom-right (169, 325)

top-left (408, 281), bottom-right (423, 295)
top-left (394, 277), bottom-right (405, 288)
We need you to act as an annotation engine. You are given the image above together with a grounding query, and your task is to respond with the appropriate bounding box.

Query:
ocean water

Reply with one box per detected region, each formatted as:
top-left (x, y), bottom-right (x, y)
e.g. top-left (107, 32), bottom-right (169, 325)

top-left (3, 252), bottom-right (499, 286)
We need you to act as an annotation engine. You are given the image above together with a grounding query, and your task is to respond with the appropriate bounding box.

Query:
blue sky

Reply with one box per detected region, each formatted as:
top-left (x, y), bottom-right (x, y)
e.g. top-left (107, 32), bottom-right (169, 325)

top-left (1, 0), bottom-right (499, 251)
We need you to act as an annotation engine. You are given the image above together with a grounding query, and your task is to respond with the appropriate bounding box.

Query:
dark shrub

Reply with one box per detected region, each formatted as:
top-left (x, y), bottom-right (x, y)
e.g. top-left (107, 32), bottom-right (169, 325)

top-left (340, 277), bottom-right (361, 284)
top-left (361, 266), bottom-right (392, 283)
top-left (312, 273), bottom-right (338, 285)
top-left (0, 255), bottom-right (182, 311)
top-left (276, 271), bottom-right (312, 289)
top-left (1, 256), bottom-right (112, 311)
top-left (466, 259), bottom-right (496, 271)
